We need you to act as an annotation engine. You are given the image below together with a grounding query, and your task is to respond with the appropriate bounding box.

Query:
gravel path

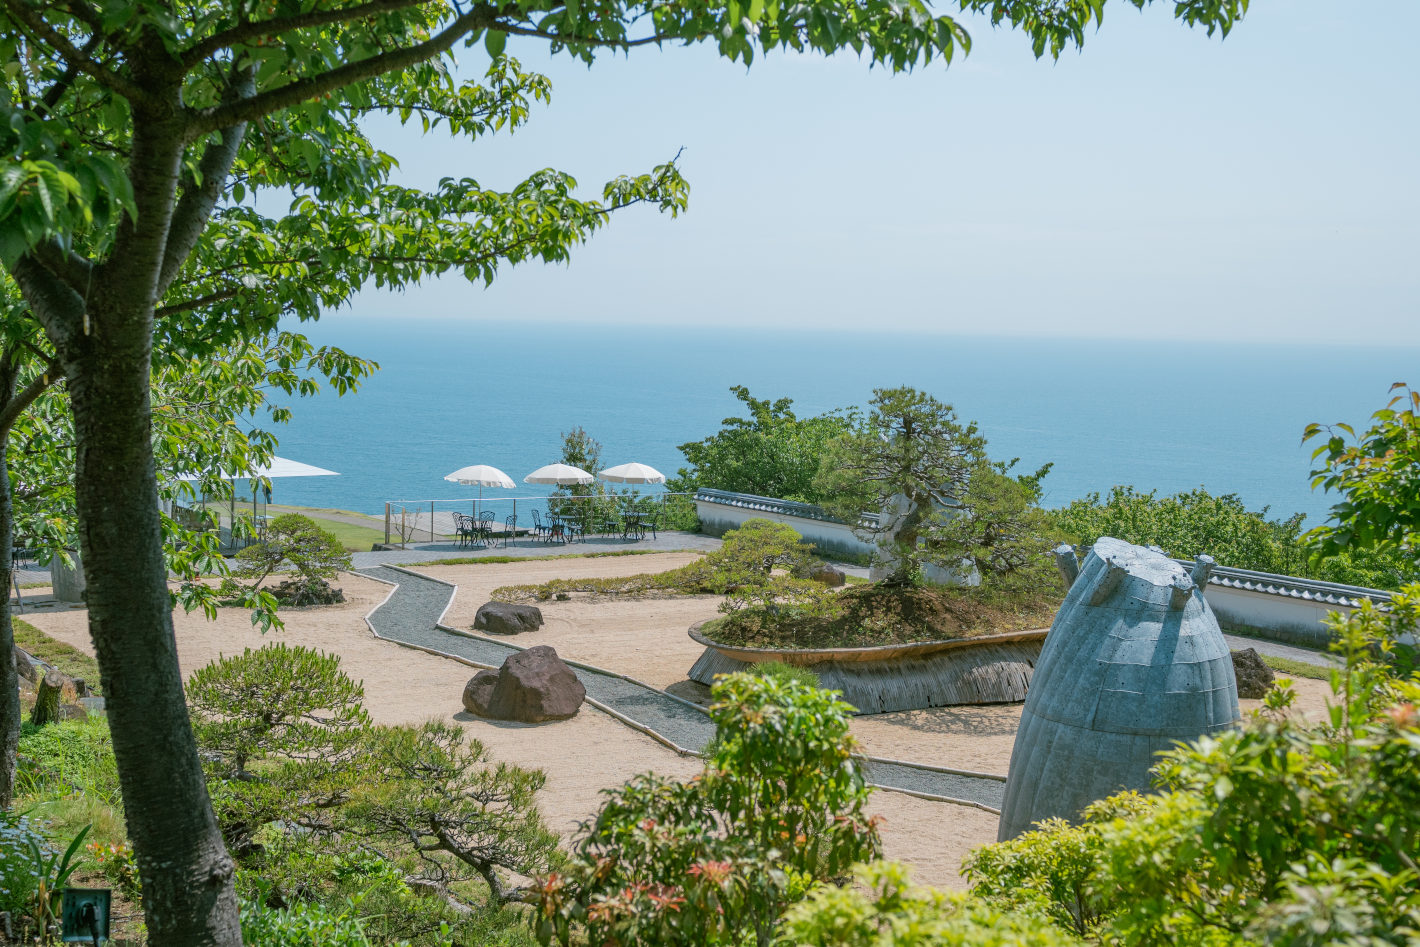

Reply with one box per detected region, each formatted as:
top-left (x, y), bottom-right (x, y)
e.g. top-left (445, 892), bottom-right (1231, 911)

top-left (355, 564), bottom-right (1004, 810)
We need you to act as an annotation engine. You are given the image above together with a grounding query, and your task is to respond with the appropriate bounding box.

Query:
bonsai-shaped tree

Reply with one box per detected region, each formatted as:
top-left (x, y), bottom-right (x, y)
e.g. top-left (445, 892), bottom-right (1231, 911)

top-left (700, 519), bottom-right (834, 623)
top-left (233, 513), bottom-right (352, 606)
top-left (816, 387), bottom-right (1051, 587)
top-left (189, 644), bottom-right (561, 912)
top-left (188, 643), bottom-right (370, 851)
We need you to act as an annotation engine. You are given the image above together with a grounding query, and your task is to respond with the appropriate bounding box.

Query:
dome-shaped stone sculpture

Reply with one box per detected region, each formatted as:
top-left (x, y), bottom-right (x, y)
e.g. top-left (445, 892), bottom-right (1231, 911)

top-left (997, 537), bottom-right (1240, 840)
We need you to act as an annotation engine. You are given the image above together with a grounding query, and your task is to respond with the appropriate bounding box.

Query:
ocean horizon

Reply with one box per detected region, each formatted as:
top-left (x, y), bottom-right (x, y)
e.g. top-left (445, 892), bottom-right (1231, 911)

top-left (268, 316), bottom-right (1417, 529)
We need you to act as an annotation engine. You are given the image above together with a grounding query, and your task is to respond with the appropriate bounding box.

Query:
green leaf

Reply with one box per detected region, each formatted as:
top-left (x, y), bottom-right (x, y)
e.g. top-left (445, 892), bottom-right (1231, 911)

top-left (485, 29), bottom-right (507, 59)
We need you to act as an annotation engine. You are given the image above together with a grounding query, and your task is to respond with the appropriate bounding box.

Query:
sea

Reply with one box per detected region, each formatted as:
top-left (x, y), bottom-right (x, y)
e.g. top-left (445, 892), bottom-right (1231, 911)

top-left (267, 317), bottom-right (1417, 528)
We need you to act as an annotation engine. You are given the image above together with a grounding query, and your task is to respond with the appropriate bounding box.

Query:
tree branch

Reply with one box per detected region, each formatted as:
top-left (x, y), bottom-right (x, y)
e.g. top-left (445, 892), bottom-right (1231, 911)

top-left (40, 30), bottom-right (104, 113)
top-left (0, 0), bottom-right (153, 107)
top-left (10, 254), bottom-right (86, 348)
top-left (185, 6), bottom-right (492, 140)
top-left (180, 0), bottom-right (431, 68)
top-left (0, 359), bottom-right (63, 432)
top-left (158, 65), bottom-right (257, 296)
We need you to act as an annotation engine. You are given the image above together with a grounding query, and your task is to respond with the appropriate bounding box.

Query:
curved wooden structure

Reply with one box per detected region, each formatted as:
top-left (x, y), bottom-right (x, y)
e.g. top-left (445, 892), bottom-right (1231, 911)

top-left (997, 538), bottom-right (1240, 840)
top-left (688, 623), bottom-right (1047, 714)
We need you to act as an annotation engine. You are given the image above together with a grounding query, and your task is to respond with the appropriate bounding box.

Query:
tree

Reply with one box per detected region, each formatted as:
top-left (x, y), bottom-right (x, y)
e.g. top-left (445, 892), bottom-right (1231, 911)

top-left (1305, 382), bottom-right (1420, 568)
top-left (231, 513), bottom-right (353, 606)
top-left (533, 671), bottom-right (880, 947)
top-left (0, 320), bottom-right (372, 808)
top-left (816, 386), bottom-right (1051, 586)
top-left (669, 385), bottom-right (856, 503)
top-left (190, 645), bottom-right (561, 919)
top-left (0, 1), bottom-right (1249, 939)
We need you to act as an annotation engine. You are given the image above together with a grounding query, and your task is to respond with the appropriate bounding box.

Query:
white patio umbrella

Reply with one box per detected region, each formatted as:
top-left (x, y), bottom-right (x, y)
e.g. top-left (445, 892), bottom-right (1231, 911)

top-left (523, 463), bottom-right (595, 485)
top-left (597, 462), bottom-right (667, 485)
top-left (444, 464), bottom-right (516, 516)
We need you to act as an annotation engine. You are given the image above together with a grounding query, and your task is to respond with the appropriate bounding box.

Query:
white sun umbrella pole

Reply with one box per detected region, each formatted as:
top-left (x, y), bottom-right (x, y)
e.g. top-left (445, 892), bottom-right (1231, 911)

top-left (444, 464), bottom-right (516, 517)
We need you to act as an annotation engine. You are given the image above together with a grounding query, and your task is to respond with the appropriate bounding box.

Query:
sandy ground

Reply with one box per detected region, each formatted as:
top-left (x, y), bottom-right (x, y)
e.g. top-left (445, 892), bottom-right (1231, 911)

top-left (420, 553), bottom-right (718, 692)
top-left (22, 553), bottom-right (1335, 889)
top-left (22, 565), bottom-right (996, 889)
top-left (417, 554), bottom-right (1335, 778)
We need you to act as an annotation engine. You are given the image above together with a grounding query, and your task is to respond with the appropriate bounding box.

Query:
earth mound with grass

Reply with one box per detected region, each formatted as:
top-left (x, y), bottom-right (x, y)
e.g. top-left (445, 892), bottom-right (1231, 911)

top-left (701, 583), bottom-right (1059, 650)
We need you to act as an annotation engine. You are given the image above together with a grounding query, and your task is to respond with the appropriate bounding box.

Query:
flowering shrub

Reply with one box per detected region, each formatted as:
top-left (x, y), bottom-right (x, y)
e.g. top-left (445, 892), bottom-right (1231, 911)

top-left (89, 840), bottom-right (142, 906)
top-left (533, 672), bottom-right (878, 947)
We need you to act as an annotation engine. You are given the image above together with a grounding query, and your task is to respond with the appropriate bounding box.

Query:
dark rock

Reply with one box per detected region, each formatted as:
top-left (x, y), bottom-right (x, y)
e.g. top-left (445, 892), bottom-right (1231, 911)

top-left (13, 646), bottom-right (41, 683)
top-left (810, 564), bottom-right (847, 587)
top-left (463, 646), bottom-right (584, 722)
top-left (461, 670), bottom-right (499, 715)
top-left (474, 602), bottom-right (544, 635)
top-left (58, 702), bottom-right (90, 722)
top-left (1232, 648), bottom-right (1276, 699)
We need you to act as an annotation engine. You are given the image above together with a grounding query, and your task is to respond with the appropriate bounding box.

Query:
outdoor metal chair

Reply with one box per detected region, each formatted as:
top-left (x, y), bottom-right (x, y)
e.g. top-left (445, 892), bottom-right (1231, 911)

top-left (530, 509), bottom-right (552, 543)
top-left (452, 512), bottom-right (476, 548)
top-left (502, 514), bottom-right (517, 548)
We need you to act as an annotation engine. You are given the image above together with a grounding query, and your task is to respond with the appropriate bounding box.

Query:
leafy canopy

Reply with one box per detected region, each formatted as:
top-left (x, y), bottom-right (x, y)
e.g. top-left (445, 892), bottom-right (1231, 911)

top-left (1305, 382), bottom-right (1420, 571)
top-left (817, 386), bottom-right (1052, 587)
top-left (670, 386), bottom-right (857, 503)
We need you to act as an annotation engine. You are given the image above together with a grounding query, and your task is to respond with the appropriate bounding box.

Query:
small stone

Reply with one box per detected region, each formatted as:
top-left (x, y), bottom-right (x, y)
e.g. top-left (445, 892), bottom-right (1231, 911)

top-left (810, 564), bottom-right (847, 587)
top-left (461, 670), bottom-right (499, 715)
top-left (463, 646), bottom-right (584, 723)
top-left (1232, 648), bottom-right (1276, 699)
top-left (474, 602), bottom-right (544, 635)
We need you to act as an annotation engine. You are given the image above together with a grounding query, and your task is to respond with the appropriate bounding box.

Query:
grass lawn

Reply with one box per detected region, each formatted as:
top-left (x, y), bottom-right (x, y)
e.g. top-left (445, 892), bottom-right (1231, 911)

top-left (310, 516), bottom-right (386, 552)
top-left (1259, 654), bottom-right (1334, 681)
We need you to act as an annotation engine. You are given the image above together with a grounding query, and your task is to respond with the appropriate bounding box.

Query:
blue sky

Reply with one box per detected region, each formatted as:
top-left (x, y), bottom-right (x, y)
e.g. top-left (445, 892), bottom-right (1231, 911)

top-left (341, 0), bottom-right (1419, 343)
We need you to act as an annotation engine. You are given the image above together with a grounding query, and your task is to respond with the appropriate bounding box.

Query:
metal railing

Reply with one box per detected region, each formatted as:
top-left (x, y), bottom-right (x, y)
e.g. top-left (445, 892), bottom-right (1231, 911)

top-left (380, 492), bottom-right (699, 548)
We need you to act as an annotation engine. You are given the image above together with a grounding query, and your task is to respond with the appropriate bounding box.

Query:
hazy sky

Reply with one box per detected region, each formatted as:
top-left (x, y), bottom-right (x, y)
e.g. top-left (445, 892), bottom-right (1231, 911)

top-left (340, 1), bottom-right (1419, 343)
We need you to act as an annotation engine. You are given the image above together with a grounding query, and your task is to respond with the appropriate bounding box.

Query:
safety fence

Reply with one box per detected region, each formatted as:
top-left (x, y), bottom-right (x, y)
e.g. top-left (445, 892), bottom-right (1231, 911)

top-left (379, 492), bottom-right (698, 547)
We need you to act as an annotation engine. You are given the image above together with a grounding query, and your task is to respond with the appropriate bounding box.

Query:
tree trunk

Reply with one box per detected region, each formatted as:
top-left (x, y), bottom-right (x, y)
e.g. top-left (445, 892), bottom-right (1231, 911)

top-left (30, 668), bottom-right (63, 727)
top-left (62, 318), bottom-right (241, 944)
top-left (0, 369), bottom-right (20, 808)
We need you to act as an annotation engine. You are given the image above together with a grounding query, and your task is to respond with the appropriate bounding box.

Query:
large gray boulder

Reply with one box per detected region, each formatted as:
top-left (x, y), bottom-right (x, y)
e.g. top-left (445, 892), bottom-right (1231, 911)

top-left (474, 602), bottom-right (544, 635)
top-left (810, 564), bottom-right (847, 587)
top-left (461, 646), bottom-right (584, 722)
top-left (1231, 648), bottom-right (1276, 699)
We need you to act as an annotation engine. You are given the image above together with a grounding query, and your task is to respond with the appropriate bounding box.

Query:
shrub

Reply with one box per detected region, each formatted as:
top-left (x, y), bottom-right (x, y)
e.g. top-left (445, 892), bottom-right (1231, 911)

top-left (234, 513), bottom-right (353, 606)
top-left (782, 861), bottom-right (1082, 947)
top-left (189, 644), bottom-right (370, 849)
top-left (747, 660), bottom-right (821, 689)
top-left (240, 898), bottom-right (374, 947)
top-left (533, 672), bottom-right (878, 947)
top-left (1047, 484), bottom-right (1418, 589)
top-left (0, 816), bottom-right (89, 942)
top-left (964, 588), bottom-right (1420, 945)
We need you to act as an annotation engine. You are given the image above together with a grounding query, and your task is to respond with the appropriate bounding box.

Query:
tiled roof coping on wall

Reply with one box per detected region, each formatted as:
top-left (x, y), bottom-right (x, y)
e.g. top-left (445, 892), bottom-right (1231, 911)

top-left (1172, 559), bottom-right (1393, 609)
top-left (694, 488), bottom-right (880, 528)
top-left (697, 488), bottom-right (1393, 609)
